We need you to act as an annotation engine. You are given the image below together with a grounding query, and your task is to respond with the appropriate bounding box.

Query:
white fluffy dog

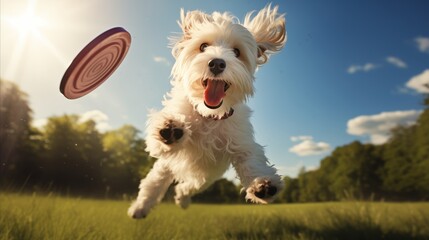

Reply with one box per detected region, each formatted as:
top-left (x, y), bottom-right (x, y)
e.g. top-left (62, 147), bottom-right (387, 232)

top-left (128, 5), bottom-right (286, 218)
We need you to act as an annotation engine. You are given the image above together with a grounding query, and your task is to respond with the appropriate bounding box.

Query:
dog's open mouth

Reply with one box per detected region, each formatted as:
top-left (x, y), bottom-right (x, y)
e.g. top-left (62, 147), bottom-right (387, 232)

top-left (202, 79), bottom-right (230, 109)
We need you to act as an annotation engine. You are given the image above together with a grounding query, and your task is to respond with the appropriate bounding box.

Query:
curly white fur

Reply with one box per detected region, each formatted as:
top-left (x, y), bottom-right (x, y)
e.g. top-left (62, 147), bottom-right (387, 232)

top-left (128, 4), bottom-right (287, 219)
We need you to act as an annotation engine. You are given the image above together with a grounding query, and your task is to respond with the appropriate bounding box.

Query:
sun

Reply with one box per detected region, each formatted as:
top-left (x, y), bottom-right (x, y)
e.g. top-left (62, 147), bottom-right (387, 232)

top-left (2, 0), bottom-right (48, 36)
top-left (1, 0), bottom-right (50, 80)
top-left (9, 9), bottom-right (48, 36)
top-left (0, 0), bottom-right (70, 81)
top-left (1, 0), bottom-right (105, 82)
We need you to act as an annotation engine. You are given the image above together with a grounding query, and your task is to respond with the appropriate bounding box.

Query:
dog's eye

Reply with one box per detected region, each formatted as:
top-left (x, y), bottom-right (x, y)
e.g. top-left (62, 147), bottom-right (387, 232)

top-left (233, 48), bottom-right (240, 58)
top-left (200, 43), bottom-right (209, 52)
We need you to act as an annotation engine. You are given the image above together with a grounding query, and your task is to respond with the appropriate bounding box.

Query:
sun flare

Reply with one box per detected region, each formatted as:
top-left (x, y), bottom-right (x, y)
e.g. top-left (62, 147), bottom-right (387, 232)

top-left (2, 0), bottom-right (48, 36)
top-left (8, 10), bottom-right (48, 35)
top-left (0, 0), bottom-right (73, 81)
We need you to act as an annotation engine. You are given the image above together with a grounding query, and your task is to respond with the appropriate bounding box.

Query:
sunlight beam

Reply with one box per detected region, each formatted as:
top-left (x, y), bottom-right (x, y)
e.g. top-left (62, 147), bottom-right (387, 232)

top-left (32, 29), bottom-right (69, 68)
top-left (1, 0), bottom-right (56, 80)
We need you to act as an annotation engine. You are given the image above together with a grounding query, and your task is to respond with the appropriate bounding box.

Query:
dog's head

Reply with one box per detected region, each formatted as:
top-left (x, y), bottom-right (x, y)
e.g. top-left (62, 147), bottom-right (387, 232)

top-left (170, 5), bottom-right (286, 119)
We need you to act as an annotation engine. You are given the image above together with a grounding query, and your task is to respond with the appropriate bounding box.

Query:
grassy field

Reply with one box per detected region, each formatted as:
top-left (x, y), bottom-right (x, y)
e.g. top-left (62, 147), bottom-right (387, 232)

top-left (1, 193), bottom-right (428, 240)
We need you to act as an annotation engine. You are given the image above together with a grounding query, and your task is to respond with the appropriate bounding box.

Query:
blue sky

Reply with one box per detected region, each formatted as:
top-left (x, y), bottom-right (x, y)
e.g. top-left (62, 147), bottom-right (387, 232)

top-left (1, 0), bottom-right (429, 179)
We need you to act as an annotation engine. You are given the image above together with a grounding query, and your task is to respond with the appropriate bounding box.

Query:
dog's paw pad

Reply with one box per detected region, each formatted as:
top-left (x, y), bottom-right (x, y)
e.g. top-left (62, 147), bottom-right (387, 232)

top-left (254, 184), bottom-right (277, 199)
top-left (245, 177), bottom-right (280, 204)
top-left (159, 121), bottom-right (183, 144)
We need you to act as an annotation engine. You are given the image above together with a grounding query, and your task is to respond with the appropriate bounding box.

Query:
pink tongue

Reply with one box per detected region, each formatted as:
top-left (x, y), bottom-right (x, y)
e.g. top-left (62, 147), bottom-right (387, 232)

top-left (204, 80), bottom-right (225, 108)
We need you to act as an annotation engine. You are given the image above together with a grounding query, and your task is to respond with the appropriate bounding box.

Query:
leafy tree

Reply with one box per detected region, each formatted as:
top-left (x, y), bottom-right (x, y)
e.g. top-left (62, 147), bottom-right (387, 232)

top-left (381, 126), bottom-right (416, 197)
top-left (293, 166), bottom-right (334, 202)
top-left (0, 80), bottom-right (35, 184)
top-left (317, 156), bottom-right (338, 201)
top-left (328, 141), bottom-right (383, 200)
top-left (280, 176), bottom-right (299, 203)
top-left (307, 170), bottom-right (333, 202)
top-left (40, 115), bottom-right (105, 194)
top-left (381, 96), bottom-right (429, 199)
top-left (101, 125), bottom-right (153, 196)
top-left (296, 167), bottom-right (308, 202)
top-left (413, 107), bottom-right (429, 196)
top-left (193, 178), bottom-right (240, 203)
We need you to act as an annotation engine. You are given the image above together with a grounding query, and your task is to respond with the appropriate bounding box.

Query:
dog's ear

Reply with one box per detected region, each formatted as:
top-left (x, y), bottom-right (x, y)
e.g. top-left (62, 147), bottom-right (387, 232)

top-left (244, 5), bottom-right (286, 65)
top-left (178, 9), bottom-right (212, 40)
top-left (171, 9), bottom-right (212, 58)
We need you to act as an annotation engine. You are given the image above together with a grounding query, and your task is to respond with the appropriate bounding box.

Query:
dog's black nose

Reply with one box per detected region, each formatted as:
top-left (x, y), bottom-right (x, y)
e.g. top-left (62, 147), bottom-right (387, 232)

top-left (208, 58), bottom-right (226, 76)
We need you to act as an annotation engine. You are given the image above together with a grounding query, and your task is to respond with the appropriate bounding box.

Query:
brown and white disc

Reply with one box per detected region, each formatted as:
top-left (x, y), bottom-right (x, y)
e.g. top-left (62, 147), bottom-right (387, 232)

top-left (60, 27), bottom-right (131, 99)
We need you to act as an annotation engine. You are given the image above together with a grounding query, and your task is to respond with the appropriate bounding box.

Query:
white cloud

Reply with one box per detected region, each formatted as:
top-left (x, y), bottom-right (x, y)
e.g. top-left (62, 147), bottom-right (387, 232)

top-left (415, 37), bottom-right (429, 53)
top-left (79, 110), bottom-right (111, 132)
top-left (153, 56), bottom-right (171, 66)
top-left (347, 110), bottom-right (422, 144)
top-left (32, 118), bottom-right (48, 129)
top-left (405, 69), bottom-right (429, 94)
top-left (386, 56), bottom-right (407, 68)
top-left (289, 136), bottom-right (331, 156)
top-left (347, 63), bottom-right (377, 74)
top-left (32, 110), bottom-right (112, 132)
top-left (290, 135), bottom-right (313, 142)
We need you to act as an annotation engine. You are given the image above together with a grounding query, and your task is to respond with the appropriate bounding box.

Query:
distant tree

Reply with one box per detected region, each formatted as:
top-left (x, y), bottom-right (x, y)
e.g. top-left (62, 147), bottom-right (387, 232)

top-left (75, 120), bottom-right (107, 191)
top-left (297, 167), bottom-right (308, 202)
top-left (381, 126), bottom-right (416, 197)
top-left (40, 115), bottom-right (105, 194)
top-left (317, 156), bottom-right (338, 201)
top-left (34, 118), bottom-right (153, 197)
top-left (306, 170), bottom-right (333, 202)
top-left (281, 141), bottom-right (384, 203)
top-left (193, 178), bottom-right (240, 203)
top-left (102, 125), bottom-right (153, 196)
top-left (413, 106), bottom-right (429, 197)
top-left (327, 141), bottom-right (383, 200)
top-left (423, 95), bottom-right (429, 107)
top-left (279, 176), bottom-right (299, 203)
top-left (0, 80), bottom-right (34, 184)
top-left (381, 98), bottom-right (429, 199)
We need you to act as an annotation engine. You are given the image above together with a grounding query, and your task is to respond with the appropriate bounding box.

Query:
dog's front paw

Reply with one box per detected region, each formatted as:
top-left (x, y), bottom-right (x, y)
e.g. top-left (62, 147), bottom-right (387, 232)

top-left (128, 201), bottom-right (150, 219)
top-left (159, 120), bottom-right (184, 144)
top-left (244, 177), bottom-right (280, 204)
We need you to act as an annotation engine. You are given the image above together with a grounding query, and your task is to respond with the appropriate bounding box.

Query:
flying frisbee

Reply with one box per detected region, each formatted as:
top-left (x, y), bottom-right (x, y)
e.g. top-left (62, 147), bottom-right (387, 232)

top-left (60, 27), bottom-right (131, 99)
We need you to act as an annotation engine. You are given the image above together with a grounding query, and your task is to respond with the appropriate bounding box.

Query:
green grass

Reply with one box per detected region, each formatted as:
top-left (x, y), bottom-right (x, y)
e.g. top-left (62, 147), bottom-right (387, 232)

top-left (1, 193), bottom-right (428, 240)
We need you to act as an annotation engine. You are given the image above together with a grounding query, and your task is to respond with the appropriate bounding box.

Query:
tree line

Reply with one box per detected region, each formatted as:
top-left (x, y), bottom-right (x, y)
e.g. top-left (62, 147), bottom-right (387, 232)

top-left (0, 81), bottom-right (147, 197)
top-left (1, 79), bottom-right (428, 202)
top-left (279, 97), bottom-right (429, 202)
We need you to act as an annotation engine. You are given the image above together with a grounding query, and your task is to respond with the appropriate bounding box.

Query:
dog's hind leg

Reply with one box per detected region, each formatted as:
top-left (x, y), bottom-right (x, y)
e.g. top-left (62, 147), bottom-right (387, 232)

top-left (128, 160), bottom-right (173, 219)
top-left (173, 182), bottom-right (194, 209)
